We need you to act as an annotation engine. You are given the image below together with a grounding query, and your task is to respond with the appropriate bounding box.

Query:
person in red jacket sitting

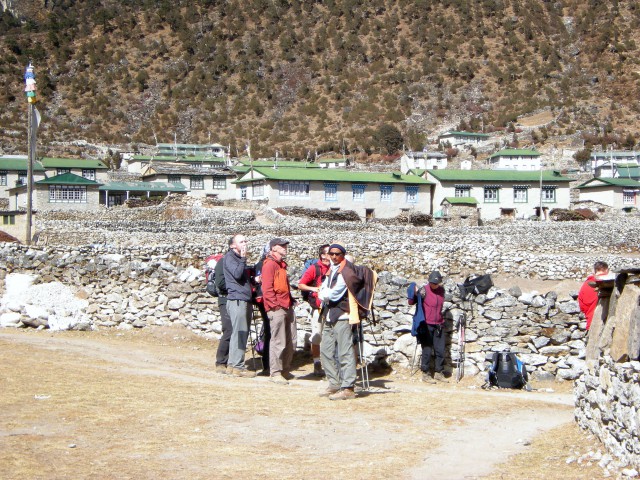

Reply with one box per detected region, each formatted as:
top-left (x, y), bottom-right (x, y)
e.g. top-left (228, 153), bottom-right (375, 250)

top-left (578, 261), bottom-right (609, 330)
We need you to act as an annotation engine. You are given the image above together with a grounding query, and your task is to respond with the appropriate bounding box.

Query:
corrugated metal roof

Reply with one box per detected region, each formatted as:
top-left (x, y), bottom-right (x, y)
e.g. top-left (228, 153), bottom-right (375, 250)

top-left (488, 149), bottom-right (542, 159)
top-left (427, 169), bottom-right (571, 182)
top-left (39, 157), bottom-right (108, 169)
top-left (576, 177), bottom-right (640, 189)
top-left (235, 167), bottom-right (432, 184)
top-left (235, 158), bottom-right (320, 168)
top-left (36, 172), bottom-right (101, 185)
top-left (0, 156), bottom-right (45, 171)
top-left (443, 196), bottom-right (479, 205)
top-left (98, 181), bottom-right (189, 192)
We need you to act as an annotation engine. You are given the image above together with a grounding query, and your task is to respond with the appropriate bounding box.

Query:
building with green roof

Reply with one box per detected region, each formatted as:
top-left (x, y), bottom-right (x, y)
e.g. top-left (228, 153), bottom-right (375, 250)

top-left (156, 143), bottom-right (226, 158)
top-left (39, 157), bottom-right (109, 183)
top-left (589, 150), bottom-right (640, 177)
top-left (0, 155), bottom-right (47, 201)
top-left (8, 172), bottom-right (102, 212)
top-left (141, 162), bottom-right (237, 201)
top-left (576, 177), bottom-right (640, 210)
top-left (99, 181), bottom-right (189, 207)
top-left (124, 154), bottom-right (229, 174)
top-left (234, 167), bottom-right (432, 219)
top-left (487, 148), bottom-right (542, 171)
top-left (425, 169), bottom-right (572, 221)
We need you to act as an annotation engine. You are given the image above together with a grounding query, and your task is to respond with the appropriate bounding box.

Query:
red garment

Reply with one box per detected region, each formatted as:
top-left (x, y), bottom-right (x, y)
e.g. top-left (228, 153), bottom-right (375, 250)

top-left (261, 255), bottom-right (292, 312)
top-left (298, 261), bottom-right (330, 308)
top-left (578, 274), bottom-right (598, 330)
top-left (421, 284), bottom-right (445, 325)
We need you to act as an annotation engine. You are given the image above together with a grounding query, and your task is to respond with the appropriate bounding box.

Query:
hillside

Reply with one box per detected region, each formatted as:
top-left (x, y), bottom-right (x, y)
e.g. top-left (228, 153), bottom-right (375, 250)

top-left (1, 0), bottom-right (640, 159)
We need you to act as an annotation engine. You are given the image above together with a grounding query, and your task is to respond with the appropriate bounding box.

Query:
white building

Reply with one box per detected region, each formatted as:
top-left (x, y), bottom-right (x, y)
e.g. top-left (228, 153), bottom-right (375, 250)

top-left (589, 151), bottom-right (640, 177)
top-left (487, 149), bottom-right (542, 171)
top-left (425, 169), bottom-right (572, 221)
top-left (400, 151), bottom-right (448, 173)
top-left (438, 131), bottom-right (490, 147)
top-left (576, 177), bottom-right (640, 210)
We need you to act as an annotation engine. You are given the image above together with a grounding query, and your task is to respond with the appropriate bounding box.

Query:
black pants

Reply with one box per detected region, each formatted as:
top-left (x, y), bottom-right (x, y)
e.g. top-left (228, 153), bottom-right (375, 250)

top-left (418, 323), bottom-right (445, 374)
top-left (215, 301), bottom-right (232, 366)
top-left (256, 302), bottom-right (271, 371)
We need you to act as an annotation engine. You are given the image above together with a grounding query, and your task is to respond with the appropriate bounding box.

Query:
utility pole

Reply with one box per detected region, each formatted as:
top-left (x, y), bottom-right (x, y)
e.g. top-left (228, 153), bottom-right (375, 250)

top-left (24, 63), bottom-right (38, 245)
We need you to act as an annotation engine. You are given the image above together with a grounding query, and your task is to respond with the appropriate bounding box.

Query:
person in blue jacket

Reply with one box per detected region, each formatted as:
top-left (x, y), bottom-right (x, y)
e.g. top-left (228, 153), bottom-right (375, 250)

top-left (407, 271), bottom-right (449, 384)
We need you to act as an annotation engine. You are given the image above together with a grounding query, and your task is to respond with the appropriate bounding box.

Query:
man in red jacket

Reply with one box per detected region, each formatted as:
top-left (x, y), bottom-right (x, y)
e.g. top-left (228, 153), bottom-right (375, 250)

top-left (261, 237), bottom-right (297, 385)
top-left (578, 261), bottom-right (609, 330)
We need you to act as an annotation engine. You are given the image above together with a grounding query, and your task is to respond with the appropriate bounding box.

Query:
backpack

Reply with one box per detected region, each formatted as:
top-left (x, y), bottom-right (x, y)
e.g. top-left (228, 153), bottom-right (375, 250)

top-left (486, 351), bottom-right (528, 389)
top-left (204, 254), bottom-right (223, 297)
top-left (459, 274), bottom-right (493, 298)
top-left (300, 259), bottom-right (322, 304)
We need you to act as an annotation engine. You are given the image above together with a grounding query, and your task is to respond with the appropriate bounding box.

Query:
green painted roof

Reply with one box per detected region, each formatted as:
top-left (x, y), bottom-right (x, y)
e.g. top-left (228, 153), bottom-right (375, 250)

top-left (616, 165), bottom-right (640, 178)
top-left (576, 177), bottom-right (640, 189)
top-left (316, 157), bottom-right (347, 163)
top-left (40, 157), bottom-right (108, 169)
top-left (98, 181), bottom-right (189, 192)
top-left (157, 143), bottom-right (225, 149)
top-left (132, 155), bottom-right (225, 163)
top-left (591, 151), bottom-right (640, 158)
top-left (439, 131), bottom-right (490, 138)
top-left (443, 196), bottom-right (479, 205)
top-left (0, 156), bottom-right (45, 171)
top-left (236, 167), bottom-right (431, 185)
top-left (36, 172), bottom-right (101, 185)
top-left (427, 169), bottom-right (571, 182)
top-left (488, 149), bottom-right (541, 159)
top-left (236, 158), bottom-right (319, 168)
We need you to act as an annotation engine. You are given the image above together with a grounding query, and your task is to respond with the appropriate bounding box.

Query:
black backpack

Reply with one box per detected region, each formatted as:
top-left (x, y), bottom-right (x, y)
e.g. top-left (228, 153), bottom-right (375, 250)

top-left (204, 254), bottom-right (223, 297)
top-left (459, 274), bottom-right (493, 297)
top-left (486, 351), bottom-right (528, 389)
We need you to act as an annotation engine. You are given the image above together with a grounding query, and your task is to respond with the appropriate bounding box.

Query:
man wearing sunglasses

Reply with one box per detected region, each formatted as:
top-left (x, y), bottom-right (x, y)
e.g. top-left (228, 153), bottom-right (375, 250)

top-left (317, 242), bottom-right (357, 400)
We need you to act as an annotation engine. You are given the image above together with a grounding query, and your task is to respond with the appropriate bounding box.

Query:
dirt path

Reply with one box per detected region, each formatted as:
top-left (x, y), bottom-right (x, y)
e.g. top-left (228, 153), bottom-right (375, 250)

top-left (0, 328), bottom-right (602, 480)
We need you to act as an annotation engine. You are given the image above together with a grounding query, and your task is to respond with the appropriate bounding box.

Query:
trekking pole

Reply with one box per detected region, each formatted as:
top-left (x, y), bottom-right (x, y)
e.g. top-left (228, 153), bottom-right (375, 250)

top-left (249, 305), bottom-right (259, 371)
top-left (410, 340), bottom-right (420, 376)
top-left (357, 323), bottom-right (370, 391)
top-left (456, 311), bottom-right (466, 383)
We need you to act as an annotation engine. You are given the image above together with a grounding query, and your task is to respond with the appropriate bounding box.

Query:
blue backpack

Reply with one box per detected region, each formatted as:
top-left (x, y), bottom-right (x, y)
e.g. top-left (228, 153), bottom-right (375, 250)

top-left (487, 351), bottom-right (529, 389)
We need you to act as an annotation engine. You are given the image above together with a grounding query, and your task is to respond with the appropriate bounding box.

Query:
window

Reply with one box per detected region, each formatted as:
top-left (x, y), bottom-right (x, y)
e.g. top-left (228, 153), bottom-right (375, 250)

top-left (542, 186), bottom-right (556, 203)
top-left (2, 215), bottom-right (15, 225)
top-left (484, 187), bottom-right (499, 203)
top-left (455, 185), bottom-right (471, 197)
top-left (168, 175), bottom-right (181, 184)
top-left (352, 184), bottom-right (366, 201)
top-left (252, 180), bottom-right (264, 197)
top-left (324, 182), bottom-right (337, 201)
top-left (82, 169), bottom-right (96, 180)
top-left (240, 186), bottom-right (247, 200)
top-left (0, 172), bottom-right (6, 186)
top-left (405, 186), bottom-right (418, 204)
top-left (18, 171), bottom-right (27, 186)
top-left (623, 190), bottom-right (636, 205)
top-left (48, 185), bottom-right (87, 203)
top-left (513, 186), bottom-right (528, 203)
top-left (57, 168), bottom-right (71, 176)
top-left (212, 177), bottom-right (226, 189)
top-left (279, 181), bottom-right (309, 198)
top-left (380, 185), bottom-right (392, 202)
top-left (190, 176), bottom-right (204, 190)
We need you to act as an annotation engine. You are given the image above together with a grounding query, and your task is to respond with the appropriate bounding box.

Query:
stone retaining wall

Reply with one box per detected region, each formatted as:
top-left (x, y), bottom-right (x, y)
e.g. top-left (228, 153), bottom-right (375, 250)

top-left (0, 244), bottom-right (594, 381)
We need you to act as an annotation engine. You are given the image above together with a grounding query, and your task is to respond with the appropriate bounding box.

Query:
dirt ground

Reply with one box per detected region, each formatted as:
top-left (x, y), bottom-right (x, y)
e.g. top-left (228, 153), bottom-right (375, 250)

top-left (0, 326), bottom-right (606, 480)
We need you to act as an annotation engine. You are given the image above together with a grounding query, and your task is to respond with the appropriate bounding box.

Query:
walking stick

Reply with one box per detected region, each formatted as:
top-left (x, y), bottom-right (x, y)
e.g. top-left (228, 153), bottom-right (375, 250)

top-left (456, 311), bottom-right (466, 383)
top-left (356, 322), bottom-right (370, 391)
top-left (410, 340), bottom-right (420, 376)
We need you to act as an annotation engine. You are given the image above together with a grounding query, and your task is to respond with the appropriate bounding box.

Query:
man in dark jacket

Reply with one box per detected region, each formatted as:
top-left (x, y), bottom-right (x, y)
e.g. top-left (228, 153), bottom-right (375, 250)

top-left (222, 234), bottom-right (256, 378)
top-left (214, 255), bottom-right (231, 373)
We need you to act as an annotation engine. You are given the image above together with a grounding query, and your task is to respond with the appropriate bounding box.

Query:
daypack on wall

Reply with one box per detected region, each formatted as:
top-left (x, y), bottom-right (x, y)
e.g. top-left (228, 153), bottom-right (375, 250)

top-left (204, 254), bottom-right (223, 297)
top-left (459, 274), bottom-right (493, 297)
top-left (486, 351), bottom-right (529, 389)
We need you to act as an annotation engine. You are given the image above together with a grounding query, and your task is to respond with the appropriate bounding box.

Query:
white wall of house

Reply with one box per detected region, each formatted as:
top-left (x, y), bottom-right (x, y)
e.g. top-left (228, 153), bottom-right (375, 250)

top-left (239, 179), bottom-right (430, 219)
top-left (0, 171), bottom-right (46, 200)
top-left (489, 156), bottom-right (541, 171)
top-left (438, 134), bottom-right (489, 147)
top-left (148, 173), bottom-right (236, 200)
top-left (430, 180), bottom-right (570, 220)
top-left (579, 188), bottom-right (638, 209)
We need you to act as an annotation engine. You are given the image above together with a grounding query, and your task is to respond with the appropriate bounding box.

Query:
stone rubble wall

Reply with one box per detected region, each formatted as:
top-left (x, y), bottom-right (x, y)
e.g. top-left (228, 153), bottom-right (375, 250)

top-left (0, 244), bottom-right (595, 382)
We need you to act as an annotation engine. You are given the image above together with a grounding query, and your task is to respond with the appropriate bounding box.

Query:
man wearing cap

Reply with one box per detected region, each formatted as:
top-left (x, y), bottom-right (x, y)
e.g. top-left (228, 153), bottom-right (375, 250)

top-left (408, 270), bottom-right (448, 383)
top-left (261, 237), bottom-right (297, 385)
top-left (317, 242), bottom-right (358, 400)
top-left (223, 234), bottom-right (256, 378)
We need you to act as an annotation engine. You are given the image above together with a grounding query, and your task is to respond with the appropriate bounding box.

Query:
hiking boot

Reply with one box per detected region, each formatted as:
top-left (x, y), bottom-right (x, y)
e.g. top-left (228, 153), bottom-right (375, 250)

top-left (318, 385), bottom-right (340, 397)
top-left (282, 371), bottom-right (295, 380)
top-left (329, 388), bottom-right (356, 401)
top-left (215, 364), bottom-right (228, 374)
top-left (257, 369), bottom-right (271, 377)
top-left (229, 367), bottom-right (256, 378)
top-left (421, 372), bottom-right (436, 384)
top-left (269, 374), bottom-right (289, 385)
top-left (313, 362), bottom-right (326, 377)
top-left (434, 372), bottom-right (450, 383)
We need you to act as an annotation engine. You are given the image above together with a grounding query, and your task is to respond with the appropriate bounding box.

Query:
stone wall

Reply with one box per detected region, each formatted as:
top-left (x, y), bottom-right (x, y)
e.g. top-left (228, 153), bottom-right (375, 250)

top-left (0, 244), bottom-right (595, 382)
top-left (573, 272), bottom-right (640, 473)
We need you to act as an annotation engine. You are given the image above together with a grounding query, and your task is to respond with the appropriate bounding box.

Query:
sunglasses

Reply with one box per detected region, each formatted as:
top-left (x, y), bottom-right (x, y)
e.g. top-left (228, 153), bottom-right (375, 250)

top-left (328, 251), bottom-right (344, 256)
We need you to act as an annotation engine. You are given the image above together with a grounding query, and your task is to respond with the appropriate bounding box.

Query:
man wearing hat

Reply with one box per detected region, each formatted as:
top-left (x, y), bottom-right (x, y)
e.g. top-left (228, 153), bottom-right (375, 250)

top-left (317, 242), bottom-right (358, 400)
top-left (261, 237), bottom-right (297, 385)
top-left (408, 270), bottom-right (449, 383)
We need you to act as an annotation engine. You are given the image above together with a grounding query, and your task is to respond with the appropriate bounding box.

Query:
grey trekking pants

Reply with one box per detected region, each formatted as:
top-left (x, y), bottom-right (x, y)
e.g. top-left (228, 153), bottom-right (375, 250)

top-left (226, 299), bottom-right (251, 369)
top-left (320, 319), bottom-right (356, 389)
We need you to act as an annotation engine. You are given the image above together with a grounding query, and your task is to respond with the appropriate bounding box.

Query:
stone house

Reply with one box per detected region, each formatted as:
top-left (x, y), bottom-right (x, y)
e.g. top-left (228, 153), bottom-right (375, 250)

top-left (425, 169), bottom-right (572, 221)
top-left (438, 131), bottom-right (490, 147)
top-left (141, 162), bottom-right (237, 200)
top-left (123, 154), bottom-right (229, 175)
top-left (234, 167), bottom-right (432, 220)
top-left (487, 148), bottom-right (542, 171)
top-left (40, 157), bottom-right (109, 183)
top-left (316, 157), bottom-right (349, 169)
top-left (0, 156), bottom-right (46, 203)
top-left (99, 181), bottom-right (189, 207)
top-left (576, 177), bottom-right (640, 211)
top-left (437, 197), bottom-right (479, 226)
top-left (8, 173), bottom-right (102, 212)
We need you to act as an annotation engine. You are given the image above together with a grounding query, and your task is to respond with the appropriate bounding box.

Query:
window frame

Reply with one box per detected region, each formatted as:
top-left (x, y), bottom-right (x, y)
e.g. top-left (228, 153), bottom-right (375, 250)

top-left (483, 186), bottom-right (499, 203)
top-left (352, 184), bottom-right (366, 201)
top-left (212, 176), bottom-right (227, 190)
top-left (278, 181), bottom-right (310, 198)
top-left (190, 176), bottom-right (204, 190)
top-left (405, 186), bottom-right (418, 204)
top-left (541, 186), bottom-right (556, 203)
top-left (513, 186), bottom-right (528, 203)
top-left (324, 182), bottom-right (338, 202)
top-left (380, 184), bottom-right (393, 203)
top-left (82, 169), bottom-right (96, 181)
top-left (48, 185), bottom-right (87, 203)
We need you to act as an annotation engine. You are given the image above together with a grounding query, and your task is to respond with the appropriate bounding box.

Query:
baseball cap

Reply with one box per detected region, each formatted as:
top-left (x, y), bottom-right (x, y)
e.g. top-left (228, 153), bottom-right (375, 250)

top-left (428, 271), bottom-right (443, 284)
top-left (269, 237), bottom-right (290, 249)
